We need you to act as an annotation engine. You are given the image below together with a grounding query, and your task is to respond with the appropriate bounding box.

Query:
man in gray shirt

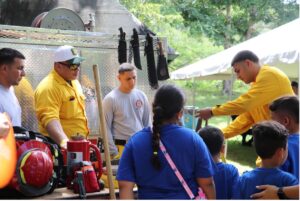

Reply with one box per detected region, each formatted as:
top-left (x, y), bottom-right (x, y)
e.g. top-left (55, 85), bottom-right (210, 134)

top-left (103, 63), bottom-right (151, 158)
top-left (0, 48), bottom-right (25, 126)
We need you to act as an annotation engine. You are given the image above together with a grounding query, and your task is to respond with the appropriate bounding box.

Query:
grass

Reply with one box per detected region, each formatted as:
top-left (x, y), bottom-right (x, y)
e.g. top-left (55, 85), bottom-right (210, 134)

top-left (226, 136), bottom-right (257, 174)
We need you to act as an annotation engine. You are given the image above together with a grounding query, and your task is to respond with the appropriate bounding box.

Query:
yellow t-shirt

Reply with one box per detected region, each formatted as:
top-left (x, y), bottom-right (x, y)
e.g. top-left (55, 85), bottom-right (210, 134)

top-left (34, 69), bottom-right (89, 138)
top-left (212, 65), bottom-right (294, 139)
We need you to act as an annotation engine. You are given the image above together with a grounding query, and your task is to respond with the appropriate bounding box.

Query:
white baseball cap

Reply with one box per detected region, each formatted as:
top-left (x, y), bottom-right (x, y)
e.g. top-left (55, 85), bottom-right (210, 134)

top-left (54, 45), bottom-right (84, 64)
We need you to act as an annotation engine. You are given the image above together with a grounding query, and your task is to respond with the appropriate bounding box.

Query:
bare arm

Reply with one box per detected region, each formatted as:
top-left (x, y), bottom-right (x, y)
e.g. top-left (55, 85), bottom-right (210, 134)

top-left (283, 185), bottom-right (299, 199)
top-left (196, 108), bottom-right (213, 120)
top-left (251, 185), bottom-right (299, 199)
top-left (118, 180), bottom-right (135, 199)
top-left (0, 113), bottom-right (10, 137)
top-left (102, 96), bottom-right (118, 156)
top-left (197, 177), bottom-right (216, 199)
top-left (46, 119), bottom-right (68, 148)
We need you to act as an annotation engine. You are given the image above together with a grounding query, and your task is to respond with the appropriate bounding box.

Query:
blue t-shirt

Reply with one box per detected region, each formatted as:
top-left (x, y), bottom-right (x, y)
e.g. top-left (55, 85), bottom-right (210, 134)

top-left (214, 162), bottom-right (239, 199)
top-left (280, 134), bottom-right (299, 180)
top-left (233, 168), bottom-right (298, 199)
top-left (116, 124), bottom-right (215, 199)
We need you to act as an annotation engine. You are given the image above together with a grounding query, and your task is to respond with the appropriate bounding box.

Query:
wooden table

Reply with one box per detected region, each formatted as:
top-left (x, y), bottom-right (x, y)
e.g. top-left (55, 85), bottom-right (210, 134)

top-left (34, 187), bottom-right (118, 200)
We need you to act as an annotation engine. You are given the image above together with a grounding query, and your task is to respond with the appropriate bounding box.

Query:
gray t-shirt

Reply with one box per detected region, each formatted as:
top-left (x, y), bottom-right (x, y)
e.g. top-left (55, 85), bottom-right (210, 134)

top-left (103, 88), bottom-right (151, 155)
top-left (0, 85), bottom-right (22, 126)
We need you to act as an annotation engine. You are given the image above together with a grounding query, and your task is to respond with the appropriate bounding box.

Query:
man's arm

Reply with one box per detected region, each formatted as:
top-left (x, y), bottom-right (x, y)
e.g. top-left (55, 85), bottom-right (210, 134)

top-left (45, 119), bottom-right (68, 148)
top-left (251, 185), bottom-right (299, 199)
top-left (211, 69), bottom-right (293, 116)
top-left (0, 113), bottom-right (10, 138)
top-left (102, 96), bottom-right (118, 156)
top-left (142, 93), bottom-right (151, 127)
top-left (35, 84), bottom-right (65, 144)
top-left (222, 112), bottom-right (254, 139)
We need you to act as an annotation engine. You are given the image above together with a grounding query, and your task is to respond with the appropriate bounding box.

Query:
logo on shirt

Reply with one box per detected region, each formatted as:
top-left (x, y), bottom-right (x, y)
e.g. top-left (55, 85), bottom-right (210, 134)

top-left (135, 99), bottom-right (143, 109)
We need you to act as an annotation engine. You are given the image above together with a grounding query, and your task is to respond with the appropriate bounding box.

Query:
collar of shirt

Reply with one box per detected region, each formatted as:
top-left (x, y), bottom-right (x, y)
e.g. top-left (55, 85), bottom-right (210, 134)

top-left (51, 69), bottom-right (75, 87)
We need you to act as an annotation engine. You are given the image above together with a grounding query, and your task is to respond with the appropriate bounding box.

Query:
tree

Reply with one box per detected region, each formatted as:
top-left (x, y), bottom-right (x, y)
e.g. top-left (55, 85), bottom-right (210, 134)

top-left (170, 0), bottom-right (298, 94)
top-left (120, 0), bottom-right (298, 93)
top-left (173, 0), bottom-right (299, 44)
top-left (120, 0), bottom-right (223, 70)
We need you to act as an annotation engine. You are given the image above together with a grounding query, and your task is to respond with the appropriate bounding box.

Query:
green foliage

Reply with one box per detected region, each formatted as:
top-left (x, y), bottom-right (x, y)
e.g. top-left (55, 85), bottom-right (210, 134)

top-left (173, 0), bottom-right (299, 44)
top-left (119, 0), bottom-right (223, 70)
top-left (120, 0), bottom-right (298, 71)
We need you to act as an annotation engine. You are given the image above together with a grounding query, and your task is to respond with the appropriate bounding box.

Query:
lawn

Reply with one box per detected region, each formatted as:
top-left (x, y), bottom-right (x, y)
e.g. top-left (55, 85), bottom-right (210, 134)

top-left (226, 136), bottom-right (257, 174)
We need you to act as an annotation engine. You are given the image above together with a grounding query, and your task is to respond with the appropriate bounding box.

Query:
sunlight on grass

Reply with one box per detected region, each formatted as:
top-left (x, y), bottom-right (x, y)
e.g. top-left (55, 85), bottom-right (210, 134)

top-left (226, 136), bottom-right (257, 174)
top-left (226, 159), bottom-right (254, 175)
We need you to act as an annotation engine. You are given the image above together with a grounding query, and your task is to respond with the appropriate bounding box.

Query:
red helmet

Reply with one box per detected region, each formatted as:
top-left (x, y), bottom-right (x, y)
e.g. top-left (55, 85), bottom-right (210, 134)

top-left (9, 140), bottom-right (55, 196)
top-left (19, 149), bottom-right (53, 187)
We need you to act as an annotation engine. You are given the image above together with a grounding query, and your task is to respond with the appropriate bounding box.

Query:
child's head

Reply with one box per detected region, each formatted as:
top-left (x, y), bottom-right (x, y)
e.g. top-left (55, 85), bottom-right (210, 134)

top-left (253, 121), bottom-right (288, 165)
top-left (269, 96), bottom-right (299, 132)
top-left (199, 126), bottom-right (224, 157)
top-left (151, 84), bottom-right (185, 170)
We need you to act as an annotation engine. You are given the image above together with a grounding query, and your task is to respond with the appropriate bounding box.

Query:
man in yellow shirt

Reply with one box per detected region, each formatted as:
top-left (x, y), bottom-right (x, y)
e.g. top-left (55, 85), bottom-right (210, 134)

top-left (196, 50), bottom-right (294, 139)
top-left (34, 45), bottom-right (89, 148)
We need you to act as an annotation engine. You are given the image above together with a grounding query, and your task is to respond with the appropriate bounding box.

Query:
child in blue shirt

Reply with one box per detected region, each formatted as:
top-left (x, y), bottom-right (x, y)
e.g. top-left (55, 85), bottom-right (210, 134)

top-left (270, 96), bottom-right (299, 180)
top-left (233, 121), bottom-right (298, 199)
top-left (199, 126), bottom-right (239, 199)
top-left (116, 85), bottom-right (216, 199)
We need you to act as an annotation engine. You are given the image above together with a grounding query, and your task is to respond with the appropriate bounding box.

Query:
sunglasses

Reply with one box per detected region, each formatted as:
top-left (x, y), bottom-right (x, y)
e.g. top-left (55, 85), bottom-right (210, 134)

top-left (59, 62), bottom-right (81, 70)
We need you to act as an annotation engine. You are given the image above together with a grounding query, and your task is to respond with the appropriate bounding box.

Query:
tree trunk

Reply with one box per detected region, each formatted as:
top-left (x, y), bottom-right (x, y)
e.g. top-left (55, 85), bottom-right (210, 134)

top-left (222, 0), bottom-right (232, 96)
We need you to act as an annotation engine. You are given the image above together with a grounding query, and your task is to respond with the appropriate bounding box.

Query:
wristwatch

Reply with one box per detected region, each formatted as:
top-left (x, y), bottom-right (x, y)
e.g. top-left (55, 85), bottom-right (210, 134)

top-left (277, 187), bottom-right (288, 199)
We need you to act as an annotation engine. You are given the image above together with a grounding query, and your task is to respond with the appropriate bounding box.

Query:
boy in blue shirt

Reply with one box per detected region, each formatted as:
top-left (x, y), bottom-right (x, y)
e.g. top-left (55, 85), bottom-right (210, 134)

top-left (199, 126), bottom-right (239, 199)
top-left (233, 121), bottom-right (298, 199)
top-left (270, 96), bottom-right (299, 180)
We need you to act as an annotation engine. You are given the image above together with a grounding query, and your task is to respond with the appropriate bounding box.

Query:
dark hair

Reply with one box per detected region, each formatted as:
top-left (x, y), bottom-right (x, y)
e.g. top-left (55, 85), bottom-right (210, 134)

top-left (118, 63), bottom-right (136, 74)
top-left (231, 50), bottom-right (259, 66)
top-left (0, 48), bottom-right (25, 65)
top-left (291, 81), bottom-right (298, 88)
top-left (253, 121), bottom-right (288, 159)
top-left (198, 126), bottom-right (224, 156)
top-left (151, 84), bottom-right (185, 170)
top-left (269, 96), bottom-right (299, 123)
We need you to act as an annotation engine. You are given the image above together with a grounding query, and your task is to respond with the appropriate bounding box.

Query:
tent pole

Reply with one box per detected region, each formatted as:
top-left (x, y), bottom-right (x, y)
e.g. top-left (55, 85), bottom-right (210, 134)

top-left (224, 69), bottom-right (235, 158)
top-left (192, 78), bottom-right (196, 129)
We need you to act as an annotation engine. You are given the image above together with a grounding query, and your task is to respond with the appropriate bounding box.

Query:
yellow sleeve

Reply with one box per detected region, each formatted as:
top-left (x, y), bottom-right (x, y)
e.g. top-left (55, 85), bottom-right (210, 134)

top-left (34, 85), bottom-right (62, 128)
top-left (212, 67), bottom-right (292, 116)
top-left (222, 112), bottom-right (254, 139)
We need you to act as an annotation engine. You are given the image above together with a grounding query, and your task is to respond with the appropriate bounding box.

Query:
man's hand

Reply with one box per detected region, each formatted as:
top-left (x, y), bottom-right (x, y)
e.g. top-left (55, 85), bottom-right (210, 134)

top-left (0, 113), bottom-right (10, 138)
top-left (250, 185), bottom-right (279, 199)
top-left (195, 108), bottom-right (213, 120)
top-left (59, 138), bottom-right (69, 149)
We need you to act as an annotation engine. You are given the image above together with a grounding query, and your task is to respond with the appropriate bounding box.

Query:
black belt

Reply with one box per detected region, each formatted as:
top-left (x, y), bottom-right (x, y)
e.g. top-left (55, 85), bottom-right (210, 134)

top-left (114, 139), bottom-right (127, 146)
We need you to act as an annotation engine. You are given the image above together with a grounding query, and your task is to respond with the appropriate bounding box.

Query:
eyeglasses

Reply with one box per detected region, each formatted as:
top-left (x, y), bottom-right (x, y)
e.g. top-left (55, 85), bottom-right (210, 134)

top-left (59, 62), bottom-right (81, 70)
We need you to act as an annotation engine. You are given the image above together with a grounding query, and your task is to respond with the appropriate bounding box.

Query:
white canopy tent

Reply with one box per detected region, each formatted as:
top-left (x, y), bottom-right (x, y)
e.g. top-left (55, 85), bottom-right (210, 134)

top-left (171, 18), bottom-right (299, 80)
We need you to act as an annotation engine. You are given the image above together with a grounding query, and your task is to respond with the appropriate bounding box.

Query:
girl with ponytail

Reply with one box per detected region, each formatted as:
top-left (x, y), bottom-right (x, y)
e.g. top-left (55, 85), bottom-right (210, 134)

top-left (117, 85), bottom-right (216, 199)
